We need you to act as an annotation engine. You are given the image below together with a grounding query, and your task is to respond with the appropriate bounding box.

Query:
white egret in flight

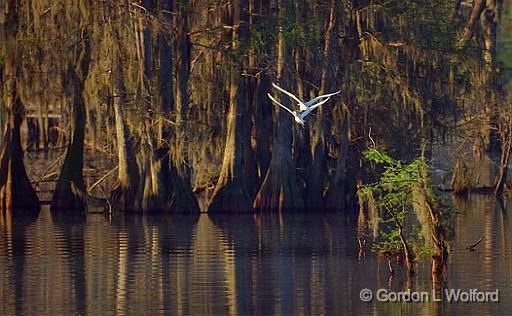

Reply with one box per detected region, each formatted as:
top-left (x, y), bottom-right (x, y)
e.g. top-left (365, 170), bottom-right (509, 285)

top-left (267, 93), bottom-right (331, 126)
top-left (272, 83), bottom-right (340, 112)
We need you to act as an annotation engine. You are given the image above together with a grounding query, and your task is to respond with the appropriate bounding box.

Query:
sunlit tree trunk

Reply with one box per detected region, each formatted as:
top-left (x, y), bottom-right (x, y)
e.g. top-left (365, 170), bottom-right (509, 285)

top-left (110, 42), bottom-right (141, 212)
top-left (412, 166), bottom-right (449, 278)
top-left (253, 0), bottom-right (304, 212)
top-left (495, 107), bottom-right (512, 195)
top-left (209, 0), bottom-right (252, 213)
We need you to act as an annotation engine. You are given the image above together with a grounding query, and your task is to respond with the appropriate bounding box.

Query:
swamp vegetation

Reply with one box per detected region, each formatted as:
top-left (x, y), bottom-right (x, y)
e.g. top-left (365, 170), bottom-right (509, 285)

top-left (1, 0), bottom-right (512, 289)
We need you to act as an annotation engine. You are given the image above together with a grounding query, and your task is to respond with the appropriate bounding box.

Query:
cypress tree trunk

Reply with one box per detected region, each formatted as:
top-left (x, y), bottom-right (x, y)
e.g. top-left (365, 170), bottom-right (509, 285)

top-left (412, 165), bottom-right (449, 278)
top-left (51, 30), bottom-right (91, 212)
top-left (0, 0), bottom-right (39, 214)
top-left (110, 47), bottom-right (141, 212)
top-left (140, 0), bottom-right (175, 212)
top-left (480, 0), bottom-right (499, 71)
top-left (253, 75), bottom-right (272, 184)
top-left (0, 93), bottom-right (40, 212)
top-left (325, 106), bottom-right (350, 211)
top-left (457, 0), bottom-right (485, 48)
top-left (208, 0), bottom-right (252, 213)
top-left (253, 0), bottom-right (304, 212)
top-left (170, 2), bottom-right (200, 213)
top-left (242, 0), bottom-right (259, 198)
top-left (306, 0), bottom-right (336, 210)
top-left (495, 110), bottom-right (512, 195)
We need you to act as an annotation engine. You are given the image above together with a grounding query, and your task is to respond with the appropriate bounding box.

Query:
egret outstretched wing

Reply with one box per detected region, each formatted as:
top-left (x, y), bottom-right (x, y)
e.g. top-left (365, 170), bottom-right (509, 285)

top-left (300, 97), bottom-right (331, 119)
top-left (303, 91), bottom-right (341, 108)
top-left (268, 93), bottom-right (296, 116)
top-left (272, 83), bottom-right (308, 111)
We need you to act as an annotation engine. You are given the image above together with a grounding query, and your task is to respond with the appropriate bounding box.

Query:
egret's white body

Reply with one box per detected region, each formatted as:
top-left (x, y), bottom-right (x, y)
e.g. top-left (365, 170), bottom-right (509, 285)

top-left (271, 83), bottom-right (340, 112)
top-left (267, 93), bottom-right (331, 126)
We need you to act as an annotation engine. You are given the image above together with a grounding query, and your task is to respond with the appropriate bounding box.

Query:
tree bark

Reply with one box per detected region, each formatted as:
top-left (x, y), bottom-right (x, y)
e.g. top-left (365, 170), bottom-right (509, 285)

top-left (139, 0), bottom-right (175, 212)
top-left (142, 0), bottom-right (174, 212)
top-left (110, 42), bottom-right (141, 212)
top-left (480, 0), bottom-right (500, 71)
top-left (251, 0), bottom-right (272, 185)
top-left (209, 0), bottom-right (252, 213)
top-left (0, 93), bottom-right (40, 212)
top-left (170, 1), bottom-right (200, 213)
top-left (412, 164), bottom-right (449, 277)
top-left (325, 105), bottom-right (350, 211)
top-left (458, 0), bottom-right (485, 48)
top-left (495, 110), bottom-right (512, 195)
top-left (0, 0), bottom-right (39, 214)
top-left (51, 29), bottom-right (91, 212)
top-left (306, 0), bottom-right (336, 210)
top-left (253, 0), bottom-right (304, 212)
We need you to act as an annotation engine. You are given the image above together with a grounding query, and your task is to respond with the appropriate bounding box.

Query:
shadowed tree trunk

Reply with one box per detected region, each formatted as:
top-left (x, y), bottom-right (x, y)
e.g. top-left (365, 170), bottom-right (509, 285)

top-left (325, 105), bottom-right (350, 211)
top-left (249, 0), bottom-right (273, 191)
top-left (0, 92), bottom-right (40, 212)
top-left (170, 1), bottom-right (200, 213)
top-left (209, 0), bottom-right (252, 213)
top-left (458, 0), bottom-right (485, 48)
top-left (242, 0), bottom-right (259, 198)
top-left (253, 75), bottom-right (273, 185)
top-left (140, 0), bottom-right (175, 212)
top-left (306, 0), bottom-right (336, 210)
top-left (253, 0), bottom-right (304, 212)
top-left (51, 30), bottom-right (91, 212)
top-left (143, 0), bottom-right (174, 212)
top-left (0, 0), bottom-right (39, 213)
top-left (459, 0), bottom-right (502, 153)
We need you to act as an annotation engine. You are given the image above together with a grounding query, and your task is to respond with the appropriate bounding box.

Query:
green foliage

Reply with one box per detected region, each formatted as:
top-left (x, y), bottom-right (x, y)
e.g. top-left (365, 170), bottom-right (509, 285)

top-left (371, 229), bottom-right (402, 253)
top-left (281, 8), bottom-right (319, 47)
top-left (248, 26), bottom-right (264, 51)
top-left (360, 147), bottom-right (452, 257)
top-left (498, 3), bottom-right (512, 72)
top-left (361, 147), bottom-right (424, 195)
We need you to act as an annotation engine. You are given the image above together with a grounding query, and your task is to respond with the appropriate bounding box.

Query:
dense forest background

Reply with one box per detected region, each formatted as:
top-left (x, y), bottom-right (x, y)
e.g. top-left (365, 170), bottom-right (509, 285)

top-left (0, 0), bottom-right (511, 214)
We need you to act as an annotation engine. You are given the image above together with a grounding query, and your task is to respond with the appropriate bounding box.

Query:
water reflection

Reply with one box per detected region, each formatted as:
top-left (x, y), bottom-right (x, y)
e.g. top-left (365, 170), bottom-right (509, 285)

top-left (0, 210), bottom-right (40, 315)
top-left (0, 198), bottom-right (511, 315)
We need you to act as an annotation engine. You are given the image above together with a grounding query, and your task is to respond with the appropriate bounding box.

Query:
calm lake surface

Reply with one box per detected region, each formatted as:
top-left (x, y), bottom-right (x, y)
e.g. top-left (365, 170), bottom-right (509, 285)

top-left (1, 194), bottom-right (511, 315)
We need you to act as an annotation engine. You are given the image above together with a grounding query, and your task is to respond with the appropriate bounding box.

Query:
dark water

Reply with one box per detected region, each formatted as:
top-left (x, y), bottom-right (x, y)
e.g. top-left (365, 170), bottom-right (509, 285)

top-left (1, 195), bottom-right (511, 315)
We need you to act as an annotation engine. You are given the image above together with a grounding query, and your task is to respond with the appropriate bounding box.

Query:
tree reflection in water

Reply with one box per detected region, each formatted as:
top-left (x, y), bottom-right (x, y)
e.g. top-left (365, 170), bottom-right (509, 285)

top-left (1, 202), bottom-right (512, 315)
